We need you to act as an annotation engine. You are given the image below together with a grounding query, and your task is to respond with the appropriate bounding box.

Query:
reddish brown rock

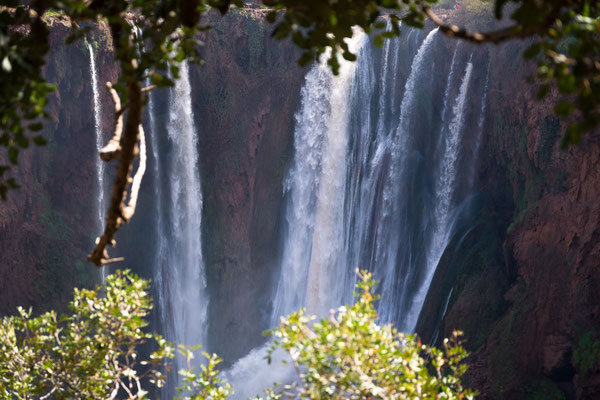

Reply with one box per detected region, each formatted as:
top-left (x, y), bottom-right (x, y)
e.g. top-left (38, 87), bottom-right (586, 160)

top-left (442, 38), bottom-right (600, 399)
top-left (0, 21), bottom-right (117, 315)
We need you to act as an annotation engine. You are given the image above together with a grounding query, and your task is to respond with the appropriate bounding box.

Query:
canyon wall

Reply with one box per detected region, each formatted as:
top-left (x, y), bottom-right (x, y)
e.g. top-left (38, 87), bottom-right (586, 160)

top-left (428, 38), bottom-right (600, 399)
top-left (0, 19), bottom-right (116, 315)
top-left (0, 9), bottom-right (599, 400)
top-left (192, 12), bottom-right (304, 361)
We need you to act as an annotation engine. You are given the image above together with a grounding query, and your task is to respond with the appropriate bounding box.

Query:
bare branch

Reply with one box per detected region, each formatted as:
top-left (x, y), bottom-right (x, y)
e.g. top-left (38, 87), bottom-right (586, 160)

top-left (39, 387), bottom-right (56, 400)
top-left (88, 76), bottom-right (144, 267)
top-left (103, 257), bottom-right (126, 265)
top-left (118, 376), bottom-right (135, 399)
top-left (422, 6), bottom-right (528, 44)
top-left (122, 124), bottom-right (147, 221)
top-left (421, 2), bottom-right (566, 44)
top-left (105, 380), bottom-right (120, 400)
top-left (141, 84), bottom-right (156, 93)
top-left (100, 82), bottom-right (124, 162)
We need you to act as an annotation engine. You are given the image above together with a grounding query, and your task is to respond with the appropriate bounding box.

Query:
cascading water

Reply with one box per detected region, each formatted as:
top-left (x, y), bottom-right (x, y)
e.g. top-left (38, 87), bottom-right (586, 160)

top-left (408, 59), bottom-right (474, 331)
top-left (342, 36), bottom-right (377, 296)
top-left (131, 24), bottom-right (207, 396)
top-left (227, 32), bottom-right (367, 399)
top-left (270, 64), bottom-right (330, 324)
top-left (372, 28), bottom-right (439, 327)
top-left (441, 44), bottom-right (460, 126)
top-left (272, 31), bottom-right (368, 321)
top-left (132, 25), bottom-right (169, 334)
top-left (86, 42), bottom-right (106, 280)
top-left (470, 59), bottom-right (492, 185)
top-left (305, 33), bottom-right (367, 317)
top-left (268, 26), bottom-right (481, 337)
top-left (147, 84), bottom-right (170, 327)
top-left (153, 61), bottom-right (208, 383)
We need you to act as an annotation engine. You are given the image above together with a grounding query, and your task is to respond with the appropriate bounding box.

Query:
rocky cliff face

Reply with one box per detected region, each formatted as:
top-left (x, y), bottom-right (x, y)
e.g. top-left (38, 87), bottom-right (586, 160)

top-left (0, 20), bottom-right (116, 315)
top-left (436, 37), bottom-right (600, 399)
top-left (190, 12), bottom-right (304, 361)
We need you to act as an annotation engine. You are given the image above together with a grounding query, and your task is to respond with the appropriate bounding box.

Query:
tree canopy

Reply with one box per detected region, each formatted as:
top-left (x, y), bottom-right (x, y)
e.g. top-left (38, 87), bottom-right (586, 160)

top-left (0, 269), bottom-right (232, 399)
top-left (1, 0), bottom-right (598, 265)
top-left (0, 269), bottom-right (474, 399)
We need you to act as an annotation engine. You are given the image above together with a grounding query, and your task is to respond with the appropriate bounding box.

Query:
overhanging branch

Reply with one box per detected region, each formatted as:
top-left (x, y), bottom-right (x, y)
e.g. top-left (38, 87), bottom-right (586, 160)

top-left (421, 2), bottom-right (566, 44)
top-left (88, 77), bottom-right (144, 267)
top-left (422, 6), bottom-right (528, 44)
top-left (122, 123), bottom-right (146, 221)
top-left (100, 82), bottom-right (125, 162)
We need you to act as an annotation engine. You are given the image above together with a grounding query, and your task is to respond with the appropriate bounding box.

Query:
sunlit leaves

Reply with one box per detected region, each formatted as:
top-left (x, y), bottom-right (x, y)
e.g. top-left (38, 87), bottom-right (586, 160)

top-left (262, 270), bottom-right (476, 400)
top-left (0, 270), bottom-right (228, 399)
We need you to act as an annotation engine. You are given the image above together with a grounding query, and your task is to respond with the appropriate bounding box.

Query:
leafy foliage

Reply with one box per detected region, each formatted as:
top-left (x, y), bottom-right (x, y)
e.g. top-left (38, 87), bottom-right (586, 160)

top-left (521, 2), bottom-right (600, 146)
top-left (573, 329), bottom-right (600, 380)
top-left (262, 270), bottom-right (476, 400)
top-left (0, 270), bottom-right (229, 399)
top-left (0, 269), bottom-right (474, 399)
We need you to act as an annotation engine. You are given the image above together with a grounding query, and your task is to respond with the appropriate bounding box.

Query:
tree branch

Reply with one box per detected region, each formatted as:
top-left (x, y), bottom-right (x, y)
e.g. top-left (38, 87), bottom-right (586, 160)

top-left (421, 2), bottom-right (566, 44)
top-left (100, 82), bottom-right (124, 162)
top-left (422, 6), bottom-right (528, 44)
top-left (122, 123), bottom-right (146, 220)
top-left (88, 75), bottom-right (144, 267)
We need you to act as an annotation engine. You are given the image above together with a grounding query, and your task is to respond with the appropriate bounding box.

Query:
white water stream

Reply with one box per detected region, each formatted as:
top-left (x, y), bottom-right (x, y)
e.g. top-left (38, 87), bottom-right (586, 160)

top-left (163, 61), bottom-right (208, 351)
top-left (86, 42), bottom-right (106, 280)
top-left (375, 28), bottom-right (439, 326)
top-left (410, 60), bottom-right (474, 331)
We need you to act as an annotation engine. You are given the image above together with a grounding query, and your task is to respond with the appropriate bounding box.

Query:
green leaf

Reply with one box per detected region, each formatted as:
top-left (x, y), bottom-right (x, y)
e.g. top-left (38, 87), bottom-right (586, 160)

top-left (8, 147), bottom-right (18, 165)
top-left (2, 56), bottom-right (11, 72)
top-left (523, 43), bottom-right (541, 60)
top-left (374, 35), bottom-right (383, 48)
top-left (28, 123), bottom-right (44, 132)
top-left (32, 135), bottom-right (47, 145)
top-left (554, 101), bottom-right (574, 116)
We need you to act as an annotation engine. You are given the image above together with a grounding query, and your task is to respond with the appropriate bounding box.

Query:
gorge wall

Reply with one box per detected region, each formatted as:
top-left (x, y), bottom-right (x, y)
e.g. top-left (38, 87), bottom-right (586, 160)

top-left (0, 19), bottom-right (116, 315)
top-left (0, 9), bottom-right (599, 400)
top-left (436, 38), bottom-right (600, 399)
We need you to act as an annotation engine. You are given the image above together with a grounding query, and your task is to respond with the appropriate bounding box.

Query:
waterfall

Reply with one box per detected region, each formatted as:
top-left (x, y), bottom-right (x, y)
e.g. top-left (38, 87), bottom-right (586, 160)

top-left (86, 42), bottom-right (106, 280)
top-left (132, 25), bottom-right (170, 333)
top-left (470, 59), bottom-right (491, 185)
top-left (342, 38), bottom-right (377, 299)
top-left (147, 85), bottom-right (169, 326)
top-left (374, 28), bottom-right (439, 326)
top-left (161, 61), bottom-right (208, 353)
top-left (269, 63), bottom-right (330, 324)
top-left (376, 22), bottom-right (393, 137)
top-left (305, 33), bottom-right (367, 317)
top-left (441, 44), bottom-right (460, 126)
top-left (228, 31), bottom-right (367, 400)
top-left (271, 26), bottom-right (444, 332)
top-left (406, 60), bottom-right (474, 331)
top-left (271, 32), bottom-right (367, 323)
